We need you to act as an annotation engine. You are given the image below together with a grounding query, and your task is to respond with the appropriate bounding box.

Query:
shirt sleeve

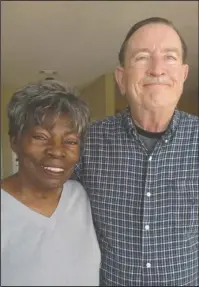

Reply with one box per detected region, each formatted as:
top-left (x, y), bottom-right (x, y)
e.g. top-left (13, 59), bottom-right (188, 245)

top-left (71, 156), bottom-right (83, 182)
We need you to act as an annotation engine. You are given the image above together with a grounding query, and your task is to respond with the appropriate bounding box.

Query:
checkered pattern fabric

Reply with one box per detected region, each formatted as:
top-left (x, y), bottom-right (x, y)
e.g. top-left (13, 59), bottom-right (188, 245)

top-left (74, 108), bottom-right (199, 286)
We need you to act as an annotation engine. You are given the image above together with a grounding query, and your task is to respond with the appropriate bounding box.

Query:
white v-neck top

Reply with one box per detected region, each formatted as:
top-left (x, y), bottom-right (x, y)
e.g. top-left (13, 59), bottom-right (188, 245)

top-left (1, 180), bottom-right (101, 286)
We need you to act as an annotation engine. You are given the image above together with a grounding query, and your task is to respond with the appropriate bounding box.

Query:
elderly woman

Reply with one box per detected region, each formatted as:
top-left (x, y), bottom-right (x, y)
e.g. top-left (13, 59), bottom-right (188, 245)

top-left (1, 80), bottom-right (101, 286)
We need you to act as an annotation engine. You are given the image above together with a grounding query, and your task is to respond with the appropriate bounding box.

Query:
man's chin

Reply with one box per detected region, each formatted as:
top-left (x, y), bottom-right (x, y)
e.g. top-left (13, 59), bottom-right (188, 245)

top-left (145, 100), bottom-right (177, 110)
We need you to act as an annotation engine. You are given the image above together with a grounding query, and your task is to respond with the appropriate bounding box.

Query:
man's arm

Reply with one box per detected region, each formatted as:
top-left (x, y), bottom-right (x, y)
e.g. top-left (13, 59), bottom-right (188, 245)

top-left (71, 157), bottom-right (82, 182)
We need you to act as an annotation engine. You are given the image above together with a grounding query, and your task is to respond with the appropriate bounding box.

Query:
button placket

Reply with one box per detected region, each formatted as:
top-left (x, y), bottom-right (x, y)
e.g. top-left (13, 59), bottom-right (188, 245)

top-left (142, 154), bottom-right (154, 275)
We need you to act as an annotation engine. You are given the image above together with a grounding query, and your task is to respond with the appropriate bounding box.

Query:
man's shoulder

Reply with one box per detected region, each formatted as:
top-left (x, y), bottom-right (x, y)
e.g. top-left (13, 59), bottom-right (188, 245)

top-left (88, 112), bottom-right (123, 133)
top-left (178, 110), bottom-right (199, 129)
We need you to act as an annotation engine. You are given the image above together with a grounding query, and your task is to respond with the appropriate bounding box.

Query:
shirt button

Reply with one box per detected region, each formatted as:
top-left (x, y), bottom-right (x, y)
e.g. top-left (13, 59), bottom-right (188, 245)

top-left (148, 156), bottom-right (152, 161)
top-left (146, 262), bottom-right (151, 268)
top-left (146, 192), bottom-right (151, 197)
top-left (165, 139), bottom-right (168, 143)
top-left (145, 225), bottom-right (150, 230)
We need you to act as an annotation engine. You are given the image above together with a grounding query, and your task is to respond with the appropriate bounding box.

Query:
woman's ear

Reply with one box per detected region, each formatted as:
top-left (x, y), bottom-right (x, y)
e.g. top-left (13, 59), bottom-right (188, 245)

top-left (10, 136), bottom-right (19, 156)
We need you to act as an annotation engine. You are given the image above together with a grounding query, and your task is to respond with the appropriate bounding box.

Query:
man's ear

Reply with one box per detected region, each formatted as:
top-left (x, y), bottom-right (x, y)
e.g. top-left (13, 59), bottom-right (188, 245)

top-left (115, 66), bottom-right (126, 96)
top-left (183, 64), bottom-right (189, 82)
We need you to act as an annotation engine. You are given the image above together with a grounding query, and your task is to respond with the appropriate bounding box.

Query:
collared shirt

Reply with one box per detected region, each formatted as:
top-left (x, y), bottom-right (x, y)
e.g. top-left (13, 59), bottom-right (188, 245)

top-left (74, 108), bottom-right (199, 286)
top-left (135, 125), bottom-right (165, 152)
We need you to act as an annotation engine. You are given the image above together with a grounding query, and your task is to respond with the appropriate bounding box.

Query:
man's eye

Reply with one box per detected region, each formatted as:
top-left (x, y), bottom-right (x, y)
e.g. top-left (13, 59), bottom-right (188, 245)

top-left (165, 55), bottom-right (177, 60)
top-left (135, 55), bottom-right (149, 61)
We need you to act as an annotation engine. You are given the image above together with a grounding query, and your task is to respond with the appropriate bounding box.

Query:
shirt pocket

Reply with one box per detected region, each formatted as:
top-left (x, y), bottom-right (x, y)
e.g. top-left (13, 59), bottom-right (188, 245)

top-left (174, 179), bottom-right (198, 230)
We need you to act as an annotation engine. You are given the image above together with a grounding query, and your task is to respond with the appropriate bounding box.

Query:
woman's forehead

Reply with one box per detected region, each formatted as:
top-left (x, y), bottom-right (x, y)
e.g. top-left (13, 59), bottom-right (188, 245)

top-left (40, 112), bottom-right (74, 129)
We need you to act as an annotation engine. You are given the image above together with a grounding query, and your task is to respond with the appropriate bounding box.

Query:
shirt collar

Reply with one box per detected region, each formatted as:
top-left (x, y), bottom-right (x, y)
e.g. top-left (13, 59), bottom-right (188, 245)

top-left (121, 106), bottom-right (182, 141)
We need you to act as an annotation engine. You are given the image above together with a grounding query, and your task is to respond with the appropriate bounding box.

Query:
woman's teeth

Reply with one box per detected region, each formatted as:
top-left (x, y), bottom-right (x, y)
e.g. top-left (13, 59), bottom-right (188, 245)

top-left (43, 166), bottom-right (64, 173)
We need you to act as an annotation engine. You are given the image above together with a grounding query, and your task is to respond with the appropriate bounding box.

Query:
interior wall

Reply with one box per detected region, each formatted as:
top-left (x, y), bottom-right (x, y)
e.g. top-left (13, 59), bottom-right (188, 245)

top-left (1, 88), bottom-right (13, 178)
top-left (104, 73), bottom-right (115, 117)
top-left (80, 74), bottom-right (115, 121)
top-left (178, 89), bottom-right (198, 115)
top-left (80, 75), bottom-right (106, 121)
top-left (115, 81), bottom-right (128, 114)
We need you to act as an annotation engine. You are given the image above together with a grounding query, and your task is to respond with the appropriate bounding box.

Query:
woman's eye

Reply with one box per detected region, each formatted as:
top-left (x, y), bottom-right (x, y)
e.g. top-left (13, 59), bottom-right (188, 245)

top-left (32, 135), bottom-right (48, 141)
top-left (64, 140), bottom-right (78, 145)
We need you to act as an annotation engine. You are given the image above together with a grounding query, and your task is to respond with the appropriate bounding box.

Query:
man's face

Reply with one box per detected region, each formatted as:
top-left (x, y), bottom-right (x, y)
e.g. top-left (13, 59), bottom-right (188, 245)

top-left (12, 114), bottom-right (80, 190)
top-left (115, 23), bottom-right (189, 111)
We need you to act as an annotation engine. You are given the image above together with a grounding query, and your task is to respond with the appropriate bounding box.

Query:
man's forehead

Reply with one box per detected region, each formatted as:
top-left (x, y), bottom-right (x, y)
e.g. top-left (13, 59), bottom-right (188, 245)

top-left (125, 24), bottom-right (183, 57)
top-left (128, 23), bottom-right (182, 47)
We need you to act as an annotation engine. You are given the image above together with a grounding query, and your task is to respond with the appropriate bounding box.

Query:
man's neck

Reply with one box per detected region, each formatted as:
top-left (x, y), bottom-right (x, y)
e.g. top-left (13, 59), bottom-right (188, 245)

top-left (130, 106), bottom-right (175, 133)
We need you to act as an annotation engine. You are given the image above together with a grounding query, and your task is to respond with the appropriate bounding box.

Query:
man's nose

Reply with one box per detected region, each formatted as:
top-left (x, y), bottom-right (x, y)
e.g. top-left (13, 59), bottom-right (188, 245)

top-left (147, 57), bottom-right (165, 77)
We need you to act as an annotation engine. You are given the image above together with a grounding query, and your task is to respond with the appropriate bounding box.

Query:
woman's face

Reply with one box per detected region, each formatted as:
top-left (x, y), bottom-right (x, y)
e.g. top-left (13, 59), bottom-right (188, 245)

top-left (12, 113), bottom-right (80, 190)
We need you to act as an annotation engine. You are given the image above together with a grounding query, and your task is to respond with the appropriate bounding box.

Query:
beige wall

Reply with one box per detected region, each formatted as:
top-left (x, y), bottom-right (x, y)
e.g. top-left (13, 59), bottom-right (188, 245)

top-left (178, 90), bottom-right (198, 116)
top-left (1, 88), bottom-right (13, 178)
top-left (80, 73), bottom-right (115, 121)
top-left (115, 81), bottom-right (127, 113)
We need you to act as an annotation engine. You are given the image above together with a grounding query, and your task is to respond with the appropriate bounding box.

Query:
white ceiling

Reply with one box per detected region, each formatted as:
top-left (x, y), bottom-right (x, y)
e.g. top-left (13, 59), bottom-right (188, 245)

top-left (1, 1), bottom-right (198, 95)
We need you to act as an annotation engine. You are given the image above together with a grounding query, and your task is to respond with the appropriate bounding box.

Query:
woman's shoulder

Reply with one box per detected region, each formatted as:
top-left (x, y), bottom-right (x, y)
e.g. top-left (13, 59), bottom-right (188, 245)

top-left (64, 179), bottom-right (85, 190)
top-left (1, 173), bottom-right (19, 195)
top-left (62, 180), bottom-right (89, 205)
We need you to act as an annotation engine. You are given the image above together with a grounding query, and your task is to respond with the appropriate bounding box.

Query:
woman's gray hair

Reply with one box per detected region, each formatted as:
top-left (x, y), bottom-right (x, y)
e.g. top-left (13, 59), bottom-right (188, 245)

top-left (7, 80), bottom-right (90, 150)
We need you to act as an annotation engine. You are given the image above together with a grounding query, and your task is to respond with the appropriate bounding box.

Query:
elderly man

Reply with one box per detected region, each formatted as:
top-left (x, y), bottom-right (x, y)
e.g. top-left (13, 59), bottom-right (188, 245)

top-left (74, 17), bottom-right (198, 286)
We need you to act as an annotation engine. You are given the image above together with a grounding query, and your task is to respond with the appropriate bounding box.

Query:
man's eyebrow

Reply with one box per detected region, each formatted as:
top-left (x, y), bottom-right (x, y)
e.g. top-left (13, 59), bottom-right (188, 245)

top-left (130, 48), bottom-right (151, 57)
top-left (161, 48), bottom-right (181, 55)
top-left (129, 47), bottom-right (181, 59)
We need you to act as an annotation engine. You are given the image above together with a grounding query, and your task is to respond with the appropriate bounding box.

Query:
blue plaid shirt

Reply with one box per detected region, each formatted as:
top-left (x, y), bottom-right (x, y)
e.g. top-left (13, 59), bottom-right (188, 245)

top-left (74, 108), bottom-right (199, 286)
